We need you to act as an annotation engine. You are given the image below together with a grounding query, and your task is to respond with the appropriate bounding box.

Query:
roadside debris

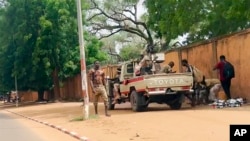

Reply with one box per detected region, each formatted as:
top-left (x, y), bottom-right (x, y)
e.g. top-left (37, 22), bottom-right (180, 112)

top-left (208, 98), bottom-right (246, 108)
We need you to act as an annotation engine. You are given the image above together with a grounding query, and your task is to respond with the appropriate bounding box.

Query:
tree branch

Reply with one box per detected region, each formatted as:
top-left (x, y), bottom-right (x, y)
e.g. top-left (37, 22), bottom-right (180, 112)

top-left (99, 29), bottom-right (122, 39)
top-left (87, 0), bottom-right (154, 47)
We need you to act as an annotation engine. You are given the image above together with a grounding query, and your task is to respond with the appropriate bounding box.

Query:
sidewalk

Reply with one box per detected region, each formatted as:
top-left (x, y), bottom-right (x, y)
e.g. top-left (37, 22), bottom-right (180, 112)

top-left (0, 101), bottom-right (38, 109)
top-left (2, 101), bottom-right (136, 141)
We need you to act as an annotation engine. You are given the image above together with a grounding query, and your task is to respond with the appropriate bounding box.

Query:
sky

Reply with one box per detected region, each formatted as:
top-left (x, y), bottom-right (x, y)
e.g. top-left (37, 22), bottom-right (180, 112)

top-left (137, 0), bottom-right (147, 17)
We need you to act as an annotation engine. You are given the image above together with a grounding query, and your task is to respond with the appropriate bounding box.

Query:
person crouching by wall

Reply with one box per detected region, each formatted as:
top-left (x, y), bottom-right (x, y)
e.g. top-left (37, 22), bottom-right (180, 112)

top-left (208, 84), bottom-right (221, 102)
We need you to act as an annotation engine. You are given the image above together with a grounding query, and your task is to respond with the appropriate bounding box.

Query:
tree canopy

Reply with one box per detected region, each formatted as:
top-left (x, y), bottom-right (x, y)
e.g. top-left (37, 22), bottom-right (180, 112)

top-left (86, 0), bottom-right (250, 52)
top-left (86, 0), bottom-right (155, 52)
top-left (145, 0), bottom-right (250, 45)
top-left (0, 0), bottom-right (107, 100)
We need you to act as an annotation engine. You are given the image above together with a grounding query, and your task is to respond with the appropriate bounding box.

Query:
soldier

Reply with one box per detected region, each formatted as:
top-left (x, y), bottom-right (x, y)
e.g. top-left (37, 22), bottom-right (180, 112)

top-left (135, 55), bottom-right (152, 75)
top-left (182, 59), bottom-right (207, 105)
top-left (89, 61), bottom-right (110, 117)
top-left (209, 84), bottom-right (221, 102)
top-left (112, 67), bottom-right (122, 104)
top-left (181, 59), bottom-right (192, 73)
top-left (181, 59), bottom-right (196, 106)
top-left (162, 61), bottom-right (176, 73)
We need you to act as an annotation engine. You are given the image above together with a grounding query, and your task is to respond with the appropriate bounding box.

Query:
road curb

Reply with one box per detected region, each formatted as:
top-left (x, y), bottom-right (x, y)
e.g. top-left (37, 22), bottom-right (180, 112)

top-left (5, 110), bottom-right (91, 141)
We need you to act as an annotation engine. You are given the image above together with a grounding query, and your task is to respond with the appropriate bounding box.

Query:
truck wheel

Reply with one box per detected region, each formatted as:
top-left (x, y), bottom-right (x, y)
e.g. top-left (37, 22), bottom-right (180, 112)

top-left (169, 93), bottom-right (184, 110)
top-left (130, 91), bottom-right (147, 112)
top-left (107, 80), bottom-right (115, 110)
top-left (169, 102), bottom-right (182, 110)
top-left (108, 96), bottom-right (115, 110)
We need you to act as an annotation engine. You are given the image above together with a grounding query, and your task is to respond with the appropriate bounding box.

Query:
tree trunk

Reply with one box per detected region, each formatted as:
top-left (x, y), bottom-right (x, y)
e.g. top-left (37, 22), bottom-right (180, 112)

top-left (37, 89), bottom-right (44, 101)
top-left (52, 68), bottom-right (60, 100)
top-left (48, 89), bottom-right (54, 101)
top-left (7, 92), bottom-right (11, 102)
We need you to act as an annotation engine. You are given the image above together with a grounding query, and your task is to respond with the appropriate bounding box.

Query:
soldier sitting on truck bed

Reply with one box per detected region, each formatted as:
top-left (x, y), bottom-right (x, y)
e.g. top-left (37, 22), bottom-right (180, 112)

top-left (135, 55), bottom-right (153, 75)
top-left (162, 61), bottom-right (176, 73)
top-left (154, 62), bottom-right (162, 73)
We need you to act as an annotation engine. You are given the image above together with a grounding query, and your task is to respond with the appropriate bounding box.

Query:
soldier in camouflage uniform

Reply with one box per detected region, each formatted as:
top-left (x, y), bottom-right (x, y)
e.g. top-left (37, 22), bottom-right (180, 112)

top-left (89, 61), bottom-right (110, 117)
top-left (162, 61), bottom-right (176, 73)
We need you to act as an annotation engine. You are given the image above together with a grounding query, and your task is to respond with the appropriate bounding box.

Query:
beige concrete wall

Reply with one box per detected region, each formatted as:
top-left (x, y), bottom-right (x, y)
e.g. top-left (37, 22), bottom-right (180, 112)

top-left (59, 74), bottom-right (82, 100)
top-left (215, 30), bottom-right (250, 99)
top-left (11, 91), bottom-right (49, 102)
top-left (165, 29), bottom-right (250, 100)
top-left (163, 51), bottom-right (180, 73)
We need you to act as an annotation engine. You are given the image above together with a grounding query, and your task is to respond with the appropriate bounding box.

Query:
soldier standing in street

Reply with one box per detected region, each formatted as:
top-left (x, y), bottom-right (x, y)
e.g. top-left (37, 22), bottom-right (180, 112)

top-left (89, 61), bottom-right (111, 117)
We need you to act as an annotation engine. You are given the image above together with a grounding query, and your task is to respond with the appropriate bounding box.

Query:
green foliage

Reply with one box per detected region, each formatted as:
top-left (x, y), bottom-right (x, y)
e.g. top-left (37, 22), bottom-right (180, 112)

top-left (119, 45), bottom-right (141, 61)
top-left (145, 0), bottom-right (250, 45)
top-left (69, 114), bottom-right (99, 122)
top-left (86, 0), bottom-right (154, 52)
top-left (0, 0), bottom-right (107, 92)
top-left (198, 0), bottom-right (250, 40)
top-left (85, 33), bottom-right (107, 65)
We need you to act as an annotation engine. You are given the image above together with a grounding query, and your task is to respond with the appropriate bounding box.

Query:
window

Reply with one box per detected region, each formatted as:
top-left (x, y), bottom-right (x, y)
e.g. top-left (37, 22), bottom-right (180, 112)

top-left (126, 63), bottom-right (134, 73)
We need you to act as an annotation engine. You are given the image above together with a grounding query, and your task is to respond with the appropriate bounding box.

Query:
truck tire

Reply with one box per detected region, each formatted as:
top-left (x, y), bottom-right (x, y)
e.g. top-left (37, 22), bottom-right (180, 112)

top-left (169, 93), bottom-right (184, 110)
top-left (108, 96), bottom-right (115, 110)
top-left (107, 80), bottom-right (115, 110)
top-left (169, 102), bottom-right (182, 110)
top-left (130, 91), bottom-right (147, 112)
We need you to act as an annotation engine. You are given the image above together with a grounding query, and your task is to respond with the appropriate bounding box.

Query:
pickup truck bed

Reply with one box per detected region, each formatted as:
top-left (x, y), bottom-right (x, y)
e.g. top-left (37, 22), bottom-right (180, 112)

top-left (120, 73), bottom-right (193, 96)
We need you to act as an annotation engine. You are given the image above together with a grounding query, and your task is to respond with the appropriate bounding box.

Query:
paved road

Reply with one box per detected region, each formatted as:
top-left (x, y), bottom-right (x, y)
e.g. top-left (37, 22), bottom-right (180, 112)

top-left (0, 110), bottom-right (79, 141)
top-left (0, 111), bottom-right (46, 141)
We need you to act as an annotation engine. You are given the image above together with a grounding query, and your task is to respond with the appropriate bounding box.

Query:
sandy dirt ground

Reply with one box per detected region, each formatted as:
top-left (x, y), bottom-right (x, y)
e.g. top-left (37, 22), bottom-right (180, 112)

top-left (1, 101), bottom-right (250, 141)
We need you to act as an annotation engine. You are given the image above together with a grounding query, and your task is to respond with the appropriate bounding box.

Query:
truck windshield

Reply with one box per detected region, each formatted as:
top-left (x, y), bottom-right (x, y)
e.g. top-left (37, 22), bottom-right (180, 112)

top-left (127, 63), bottom-right (134, 73)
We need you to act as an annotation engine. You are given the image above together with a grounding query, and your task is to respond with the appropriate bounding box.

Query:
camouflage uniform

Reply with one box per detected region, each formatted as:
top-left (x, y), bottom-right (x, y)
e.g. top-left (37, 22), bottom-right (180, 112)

top-left (93, 85), bottom-right (108, 104)
top-left (162, 65), bottom-right (172, 73)
top-left (89, 68), bottom-right (110, 116)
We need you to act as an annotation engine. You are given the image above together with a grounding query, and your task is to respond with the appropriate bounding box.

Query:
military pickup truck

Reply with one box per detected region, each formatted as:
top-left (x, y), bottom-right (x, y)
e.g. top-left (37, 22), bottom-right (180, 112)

top-left (106, 60), bottom-right (194, 112)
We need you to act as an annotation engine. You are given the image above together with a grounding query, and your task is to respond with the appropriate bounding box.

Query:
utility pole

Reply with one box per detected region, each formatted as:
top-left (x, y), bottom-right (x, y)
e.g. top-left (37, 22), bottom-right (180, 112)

top-left (76, 0), bottom-right (89, 120)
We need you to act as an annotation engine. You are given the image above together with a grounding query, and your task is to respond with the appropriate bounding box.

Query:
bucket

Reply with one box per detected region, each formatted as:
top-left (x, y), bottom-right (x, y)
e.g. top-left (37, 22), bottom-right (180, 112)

top-left (218, 91), bottom-right (227, 100)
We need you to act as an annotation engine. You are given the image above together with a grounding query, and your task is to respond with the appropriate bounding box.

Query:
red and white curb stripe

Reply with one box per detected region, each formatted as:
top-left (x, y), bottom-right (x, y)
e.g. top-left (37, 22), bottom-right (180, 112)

top-left (5, 110), bottom-right (91, 141)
